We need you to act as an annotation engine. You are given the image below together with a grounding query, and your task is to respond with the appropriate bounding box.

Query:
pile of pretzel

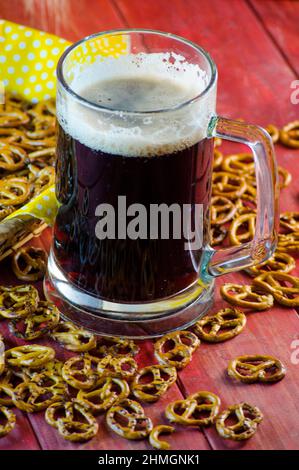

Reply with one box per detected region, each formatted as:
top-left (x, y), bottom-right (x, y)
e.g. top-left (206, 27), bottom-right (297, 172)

top-left (211, 125), bottom-right (299, 312)
top-left (0, 94), bottom-right (299, 447)
top-left (210, 130), bottom-right (295, 247)
top-left (0, 288), bottom-right (287, 445)
top-left (0, 92), bottom-right (56, 222)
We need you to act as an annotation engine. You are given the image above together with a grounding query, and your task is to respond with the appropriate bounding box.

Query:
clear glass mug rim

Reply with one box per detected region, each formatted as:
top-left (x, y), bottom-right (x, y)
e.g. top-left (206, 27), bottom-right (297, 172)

top-left (56, 28), bottom-right (218, 116)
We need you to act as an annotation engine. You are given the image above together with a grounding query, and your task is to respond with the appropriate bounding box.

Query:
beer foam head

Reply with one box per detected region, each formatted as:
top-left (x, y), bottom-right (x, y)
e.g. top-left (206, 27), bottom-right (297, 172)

top-left (57, 52), bottom-right (216, 157)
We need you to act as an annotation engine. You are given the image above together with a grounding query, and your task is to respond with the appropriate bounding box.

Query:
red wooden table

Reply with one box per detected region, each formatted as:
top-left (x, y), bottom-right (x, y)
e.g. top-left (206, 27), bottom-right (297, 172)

top-left (0, 0), bottom-right (299, 451)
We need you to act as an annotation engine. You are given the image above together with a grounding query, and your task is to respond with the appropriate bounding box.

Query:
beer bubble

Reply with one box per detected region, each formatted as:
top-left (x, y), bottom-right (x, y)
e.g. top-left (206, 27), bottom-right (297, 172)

top-left (58, 52), bottom-right (216, 157)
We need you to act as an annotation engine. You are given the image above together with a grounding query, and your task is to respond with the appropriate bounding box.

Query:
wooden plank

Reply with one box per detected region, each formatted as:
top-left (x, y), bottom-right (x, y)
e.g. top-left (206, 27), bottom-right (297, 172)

top-left (28, 341), bottom-right (210, 450)
top-left (0, 239), bottom-right (46, 450)
top-left (0, 407), bottom-right (41, 450)
top-left (115, 0), bottom-right (299, 215)
top-left (114, 0), bottom-right (299, 450)
top-left (0, 244), bottom-right (210, 449)
top-left (115, 0), bottom-right (298, 122)
top-left (248, 0), bottom-right (299, 76)
top-left (0, 0), bottom-right (210, 450)
top-left (0, 234), bottom-right (47, 450)
top-left (0, 0), bottom-right (124, 41)
top-left (179, 273), bottom-right (299, 450)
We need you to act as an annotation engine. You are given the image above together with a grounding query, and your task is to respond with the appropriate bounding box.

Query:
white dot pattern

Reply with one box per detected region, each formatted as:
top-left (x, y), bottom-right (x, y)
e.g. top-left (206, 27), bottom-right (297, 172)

top-left (0, 19), bottom-right (130, 103)
top-left (0, 20), bottom-right (70, 101)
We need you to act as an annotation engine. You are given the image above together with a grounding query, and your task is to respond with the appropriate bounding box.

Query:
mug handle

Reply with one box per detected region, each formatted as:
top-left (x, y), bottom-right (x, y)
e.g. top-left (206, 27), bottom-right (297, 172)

top-left (206, 116), bottom-right (279, 277)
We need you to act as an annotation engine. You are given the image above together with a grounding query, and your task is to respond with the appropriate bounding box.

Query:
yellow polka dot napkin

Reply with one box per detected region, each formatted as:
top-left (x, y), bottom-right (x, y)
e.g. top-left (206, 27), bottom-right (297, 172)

top-left (0, 20), bottom-right (70, 225)
top-left (5, 186), bottom-right (58, 226)
top-left (0, 20), bottom-right (129, 226)
top-left (0, 19), bottom-right (70, 101)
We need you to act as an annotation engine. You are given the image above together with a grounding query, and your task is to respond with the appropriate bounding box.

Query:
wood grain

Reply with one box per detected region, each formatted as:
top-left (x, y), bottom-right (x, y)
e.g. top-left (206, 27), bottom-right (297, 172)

top-left (0, 253), bottom-right (210, 450)
top-left (109, 0), bottom-right (299, 450)
top-left (179, 273), bottom-right (299, 450)
top-left (0, 0), bottom-right (124, 41)
top-left (248, 0), bottom-right (299, 76)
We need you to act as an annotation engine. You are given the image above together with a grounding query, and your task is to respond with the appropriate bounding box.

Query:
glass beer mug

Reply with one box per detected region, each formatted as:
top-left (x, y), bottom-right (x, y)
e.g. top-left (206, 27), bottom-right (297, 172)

top-left (45, 29), bottom-right (278, 337)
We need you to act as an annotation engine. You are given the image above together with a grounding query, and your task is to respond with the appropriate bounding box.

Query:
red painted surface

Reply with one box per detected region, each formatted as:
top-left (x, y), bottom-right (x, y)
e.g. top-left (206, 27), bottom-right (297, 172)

top-left (249, 0), bottom-right (299, 76)
top-left (0, 0), bottom-right (298, 450)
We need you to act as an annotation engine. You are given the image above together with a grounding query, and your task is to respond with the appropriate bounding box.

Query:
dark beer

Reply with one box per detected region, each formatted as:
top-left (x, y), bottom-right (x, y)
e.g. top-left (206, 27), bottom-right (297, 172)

top-left (54, 76), bottom-right (214, 302)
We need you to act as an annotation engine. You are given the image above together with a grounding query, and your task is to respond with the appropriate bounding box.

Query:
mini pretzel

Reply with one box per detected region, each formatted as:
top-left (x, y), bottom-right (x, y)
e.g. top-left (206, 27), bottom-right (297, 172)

top-left (13, 367), bottom-right (35, 382)
top-left (15, 131), bottom-right (56, 150)
top-left (278, 166), bottom-right (292, 189)
top-left (194, 308), bottom-right (246, 343)
top-left (242, 179), bottom-right (257, 203)
top-left (220, 283), bottom-right (274, 310)
top-left (212, 172), bottom-right (247, 199)
top-left (62, 356), bottom-right (98, 390)
top-left (0, 177), bottom-right (31, 206)
top-left (45, 400), bottom-right (98, 442)
top-left (32, 166), bottom-right (55, 196)
top-left (5, 345), bottom-right (55, 369)
top-left (253, 272), bottom-right (299, 307)
top-left (165, 391), bottom-right (221, 427)
top-left (222, 153), bottom-right (254, 175)
top-left (0, 205), bottom-right (14, 221)
top-left (28, 146), bottom-right (56, 161)
top-left (87, 337), bottom-right (139, 361)
top-left (228, 355), bottom-right (286, 383)
top-left (229, 213), bottom-right (256, 245)
top-left (244, 172), bottom-right (256, 186)
top-left (50, 321), bottom-right (96, 352)
top-left (0, 143), bottom-right (27, 172)
top-left (97, 355), bottom-right (138, 380)
top-left (0, 127), bottom-right (25, 145)
top-left (210, 225), bottom-right (227, 246)
top-left (1, 168), bottom-right (30, 180)
top-left (210, 196), bottom-right (238, 225)
top-left (213, 149), bottom-right (223, 170)
top-left (277, 232), bottom-right (299, 253)
top-left (0, 381), bottom-right (15, 407)
top-left (235, 197), bottom-right (257, 215)
top-left (0, 108), bottom-right (30, 127)
top-left (12, 380), bottom-right (63, 412)
top-left (279, 120), bottom-right (299, 148)
top-left (2, 92), bottom-right (27, 110)
top-left (246, 251), bottom-right (295, 276)
top-left (149, 425), bottom-right (174, 450)
top-left (28, 162), bottom-right (42, 179)
top-left (9, 301), bottom-right (60, 340)
top-left (25, 116), bottom-right (55, 139)
top-left (0, 335), bottom-right (4, 376)
top-left (266, 124), bottom-right (279, 144)
top-left (28, 99), bottom-right (56, 119)
top-left (216, 402), bottom-right (263, 441)
top-left (0, 405), bottom-right (16, 437)
top-left (12, 246), bottom-right (47, 282)
top-left (18, 110), bottom-right (56, 150)
top-left (23, 101), bottom-right (55, 142)
top-left (106, 398), bottom-right (153, 440)
top-left (154, 330), bottom-right (200, 370)
top-left (35, 359), bottom-right (64, 377)
top-left (0, 284), bottom-right (39, 319)
top-left (280, 212), bottom-right (299, 233)
top-left (77, 376), bottom-right (130, 413)
top-left (131, 364), bottom-right (177, 403)
top-left (31, 368), bottom-right (66, 397)
top-left (9, 361), bottom-right (63, 394)
top-left (0, 367), bottom-right (29, 406)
